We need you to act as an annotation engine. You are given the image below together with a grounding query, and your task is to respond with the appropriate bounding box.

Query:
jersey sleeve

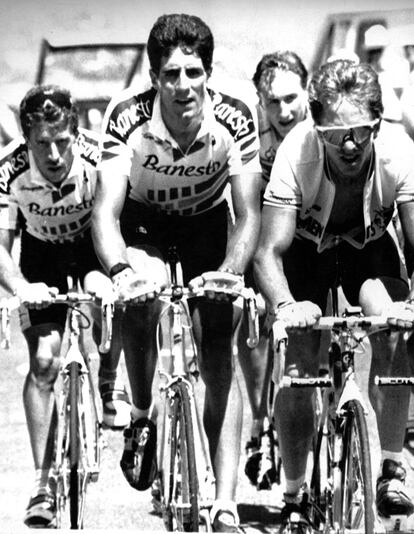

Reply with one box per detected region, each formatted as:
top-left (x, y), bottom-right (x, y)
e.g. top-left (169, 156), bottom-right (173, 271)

top-left (98, 93), bottom-right (137, 177)
top-left (211, 90), bottom-right (261, 176)
top-left (262, 143), bottom-right (302, 210)
top-left (0, 191), bottom-right (18, 230)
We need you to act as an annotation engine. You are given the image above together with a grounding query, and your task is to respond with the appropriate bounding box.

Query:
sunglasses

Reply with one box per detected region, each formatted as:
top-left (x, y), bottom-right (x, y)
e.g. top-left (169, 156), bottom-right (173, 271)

top-left (24, 90), bottom-right (73, 114)
top-left (315, 119), bottom-right (380, 148)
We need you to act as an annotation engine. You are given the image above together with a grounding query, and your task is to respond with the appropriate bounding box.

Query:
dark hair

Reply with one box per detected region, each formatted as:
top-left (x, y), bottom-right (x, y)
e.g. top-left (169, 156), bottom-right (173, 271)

top-left (19, 84), bottom-right (78, 138)
top-left (308, 60), bottom-right (383, 125)
top-left (252, 50), bottom-right (308, 93)
top-left (147, 13), bottom-right (214, 75)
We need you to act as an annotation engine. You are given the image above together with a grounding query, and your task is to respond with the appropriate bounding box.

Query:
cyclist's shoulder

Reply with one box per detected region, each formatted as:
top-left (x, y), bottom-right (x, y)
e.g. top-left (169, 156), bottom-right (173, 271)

top-left (103, 85), bottom-right (156, 131)
top-left (0, 135), bottom-right (30, 193)
top-left (76, 128), bottom-right (101, 168)
top-left (207, 83), bottom-right (258, 140)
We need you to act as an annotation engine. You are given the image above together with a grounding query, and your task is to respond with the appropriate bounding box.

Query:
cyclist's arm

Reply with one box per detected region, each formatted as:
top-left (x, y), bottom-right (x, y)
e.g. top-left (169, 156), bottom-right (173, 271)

top-left (397, 200), bottom-right (414, 300)
top-left (0, 228), bottom-right (22, 294)
top-left (253, 205), bottom-right (297, 310)
top-left (220, 172), bottom-right (261, 275)
top-left (91, 170), bottom-right (130, 275)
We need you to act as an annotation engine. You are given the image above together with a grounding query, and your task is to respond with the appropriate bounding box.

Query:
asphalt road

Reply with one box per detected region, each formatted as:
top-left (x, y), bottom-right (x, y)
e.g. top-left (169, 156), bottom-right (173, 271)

top-left (2, 298), bottom-right (414, 533)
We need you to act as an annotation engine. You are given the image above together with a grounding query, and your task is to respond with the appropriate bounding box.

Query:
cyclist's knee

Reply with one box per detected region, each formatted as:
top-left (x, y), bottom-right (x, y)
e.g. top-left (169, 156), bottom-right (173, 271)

top-left (24, 324), bottom-right (62, 389)
top-left (29, 352), bottom-right (60, 390)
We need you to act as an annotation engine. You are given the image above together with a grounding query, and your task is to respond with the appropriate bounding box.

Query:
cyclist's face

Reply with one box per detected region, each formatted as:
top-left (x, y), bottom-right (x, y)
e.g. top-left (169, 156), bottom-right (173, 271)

top-left (318, 98), bottom-right (377, 180)
top-left (259, 70), bottom-right (307, 139)
top-left (27, 120), bottom-right (76, 184)
top-left (151, 47), bottom-right (208, 134)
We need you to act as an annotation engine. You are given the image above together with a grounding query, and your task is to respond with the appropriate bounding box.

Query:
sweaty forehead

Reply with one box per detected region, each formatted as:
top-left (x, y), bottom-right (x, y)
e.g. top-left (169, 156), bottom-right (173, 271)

top-left (320, 96), bottom-right (373, 126)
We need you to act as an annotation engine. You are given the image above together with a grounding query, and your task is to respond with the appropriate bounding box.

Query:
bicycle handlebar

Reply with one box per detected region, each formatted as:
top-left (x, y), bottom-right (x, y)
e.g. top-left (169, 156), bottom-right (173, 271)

top-left (0, 292), bottom-right (109, 351)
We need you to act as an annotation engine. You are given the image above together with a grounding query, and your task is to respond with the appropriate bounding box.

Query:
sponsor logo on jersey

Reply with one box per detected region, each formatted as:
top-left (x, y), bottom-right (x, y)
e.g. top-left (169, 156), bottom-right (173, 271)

top-left (0, 144), bottom-right (29, 193)
top-left (107, 89), bottom-right (155, 141)
top-left (142, 154), bottom-right (221, 177)
top-left (210, 90), bottom-right (254, 141)
top-left (77, 132), bottom-right (100, 166)
top-left (27, 195), bottom-right (94, 217)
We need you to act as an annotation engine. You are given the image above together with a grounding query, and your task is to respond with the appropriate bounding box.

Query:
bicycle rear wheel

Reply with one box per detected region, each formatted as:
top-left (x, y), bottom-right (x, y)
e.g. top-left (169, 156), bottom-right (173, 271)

top-left (164, 380), bottom-right (199, 531)
top-left (335, 399), bottom-right (375, 533)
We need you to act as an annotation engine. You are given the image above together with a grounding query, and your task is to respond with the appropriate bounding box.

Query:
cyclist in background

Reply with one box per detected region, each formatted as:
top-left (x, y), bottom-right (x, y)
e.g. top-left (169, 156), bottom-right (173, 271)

top-left (238, 50), bottom-right (309, 491)
top-left (92, 13), bottom-right (261, 533)
top-left (254, 60), bottom-right (414, 532)
top-left (0, 85), bottom-right (130, 528)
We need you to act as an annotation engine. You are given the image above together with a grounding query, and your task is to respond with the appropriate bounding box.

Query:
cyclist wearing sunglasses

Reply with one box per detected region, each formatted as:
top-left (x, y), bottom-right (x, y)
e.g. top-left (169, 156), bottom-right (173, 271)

top-left (0, 85), bottom-right (130, 528)
top-left (255, 59), bottom-right (414, 531)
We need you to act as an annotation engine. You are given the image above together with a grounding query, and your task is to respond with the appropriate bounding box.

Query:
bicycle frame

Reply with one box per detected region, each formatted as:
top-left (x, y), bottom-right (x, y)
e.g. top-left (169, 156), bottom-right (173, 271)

top-left (54, 294), bottom-right (103, 529)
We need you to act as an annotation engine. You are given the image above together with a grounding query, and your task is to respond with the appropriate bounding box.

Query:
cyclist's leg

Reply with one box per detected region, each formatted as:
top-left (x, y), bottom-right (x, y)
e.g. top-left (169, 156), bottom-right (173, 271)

top-left (277, 238), bottom-right (334, 531)
top-left (119, 245), bottom-right (168, 490)
top-left (342, 233), bottom-right (413, 517)
top-left (18, 232), bottom-right (69, 526)
top-left (192, 297), bottom-right (243, 530)
top-left (83, 269), bottom-right (130, 428)
top-left (359, 277), bottom-right (413, 516)
top-left (21, 317), bottom-right (63, 527)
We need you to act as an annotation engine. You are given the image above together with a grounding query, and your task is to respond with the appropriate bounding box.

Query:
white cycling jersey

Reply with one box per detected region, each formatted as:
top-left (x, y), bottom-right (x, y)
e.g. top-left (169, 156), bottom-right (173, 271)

top-left (99, 86), bottom-right (261, 216)
top-left (0, 128), bottom-right (100, 243)
top-left (263, 120), bottom-right (414, 252)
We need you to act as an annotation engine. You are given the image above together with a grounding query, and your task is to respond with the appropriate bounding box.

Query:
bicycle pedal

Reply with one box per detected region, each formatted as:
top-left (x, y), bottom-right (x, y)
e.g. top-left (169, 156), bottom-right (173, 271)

top-left (380, 514), bottom-right (410, 532)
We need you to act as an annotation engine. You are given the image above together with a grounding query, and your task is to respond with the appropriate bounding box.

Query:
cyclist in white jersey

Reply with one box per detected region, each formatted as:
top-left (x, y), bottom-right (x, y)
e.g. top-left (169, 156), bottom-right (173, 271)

top-left (237, 51), bottom-right (308, 490)
top-left (0, 85), bottom-right (130, 528)
top-left (92, 14), bottom-right (261, 533)
top-left (255, 59), bottom-right (414, 532)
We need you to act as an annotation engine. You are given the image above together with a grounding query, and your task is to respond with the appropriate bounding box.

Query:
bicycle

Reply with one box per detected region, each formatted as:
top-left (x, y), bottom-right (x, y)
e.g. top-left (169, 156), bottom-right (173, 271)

top-left (270, 302), bottom-right (390, 534)
top-left (0, 288), bottom-right (108, 529)
top-left (105, 249), bottom-right (259, 532)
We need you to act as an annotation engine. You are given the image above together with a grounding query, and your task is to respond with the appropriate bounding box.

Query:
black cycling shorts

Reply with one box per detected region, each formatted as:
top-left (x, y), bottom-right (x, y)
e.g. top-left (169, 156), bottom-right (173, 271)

top-left (284, 232), bottom-right (407, 311)
top-left (120, 199), bottom-right (229, 284)
top-left (19, 229), bottom-right (102, 329)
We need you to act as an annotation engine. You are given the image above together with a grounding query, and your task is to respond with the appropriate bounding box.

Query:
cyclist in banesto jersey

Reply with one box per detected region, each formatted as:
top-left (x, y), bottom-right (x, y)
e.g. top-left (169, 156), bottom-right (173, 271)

top-left (0, 85), bottom-right (130, 529)
top-left (92, 14), bottom-right (262, 533)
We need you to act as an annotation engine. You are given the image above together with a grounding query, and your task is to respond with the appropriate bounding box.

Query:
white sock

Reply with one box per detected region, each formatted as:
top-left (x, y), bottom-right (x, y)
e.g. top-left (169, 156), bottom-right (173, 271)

top-left (34, 469), bottom-right (53, 492)
top-left (130, 403), bottom-right (157, 422)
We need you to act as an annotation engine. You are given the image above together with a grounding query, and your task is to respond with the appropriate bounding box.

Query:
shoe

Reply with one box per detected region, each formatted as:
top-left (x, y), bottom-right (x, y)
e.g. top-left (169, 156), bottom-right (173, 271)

top-left (99, 378), bottom-right (130, 429)
top-left (23, 486), bottom-right (56, 528)
top-left (120, 417), bottom-right (157, 491)
top-left (376, 459), bottom-right (414, 517)
top-left (210, 500), bottom-right (244, 533)
top-left (244, 426), bottom-right (278, 490)
top-left (279, 502), bottom-right (313, 534)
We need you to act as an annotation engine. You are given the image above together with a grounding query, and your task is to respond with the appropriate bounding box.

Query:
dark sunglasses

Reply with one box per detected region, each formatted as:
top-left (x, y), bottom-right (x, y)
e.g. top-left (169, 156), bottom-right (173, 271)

top-left (315, 119), bottom-right (380, 148)
top-left (24, 90), bottom-right (73, 114)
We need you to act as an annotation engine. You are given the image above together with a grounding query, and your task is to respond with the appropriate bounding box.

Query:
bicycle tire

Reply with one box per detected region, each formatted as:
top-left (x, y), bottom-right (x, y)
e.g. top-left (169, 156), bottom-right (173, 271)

top-left (55, 381), bottom-right (71, 529)
top-left (309, 390), bottom-right (331, 530)
top-left (164, 380), bottom-right (199, 532)
top-left (335, 399), bottom-right (375, 533)
top-left (69, 361), bottom-right (81, 529)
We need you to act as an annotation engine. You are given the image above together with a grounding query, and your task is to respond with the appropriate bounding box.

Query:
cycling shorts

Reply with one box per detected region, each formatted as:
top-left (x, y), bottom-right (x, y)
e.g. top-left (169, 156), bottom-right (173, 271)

top-left (19, 229), bottom-right (102, 330)
top-left (120, 199), bottom-right (229, 284)
top-left (283, 231), bottom-right (407, 311)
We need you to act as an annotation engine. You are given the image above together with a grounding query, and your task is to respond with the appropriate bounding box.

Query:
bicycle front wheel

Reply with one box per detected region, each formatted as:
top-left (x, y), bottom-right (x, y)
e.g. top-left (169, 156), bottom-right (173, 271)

top-left (69, 361), bottom-right (82, 528)
top-left (335, 399), bottom-right (375, 533)
top-left (164, 380), bottom-right (199, 532)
